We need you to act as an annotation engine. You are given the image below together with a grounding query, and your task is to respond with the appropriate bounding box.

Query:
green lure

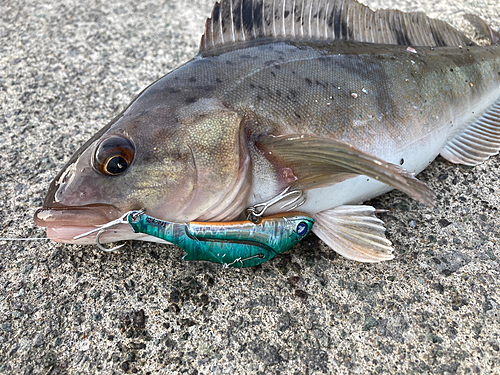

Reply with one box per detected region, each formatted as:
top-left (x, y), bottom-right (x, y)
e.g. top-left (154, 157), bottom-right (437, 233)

top-left (127, 212), bottom-right (314, 267)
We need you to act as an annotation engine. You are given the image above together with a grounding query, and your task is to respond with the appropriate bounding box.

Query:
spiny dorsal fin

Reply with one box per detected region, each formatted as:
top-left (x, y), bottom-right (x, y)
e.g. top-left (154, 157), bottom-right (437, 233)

top-left (199, 0), bottom-right (475, 53)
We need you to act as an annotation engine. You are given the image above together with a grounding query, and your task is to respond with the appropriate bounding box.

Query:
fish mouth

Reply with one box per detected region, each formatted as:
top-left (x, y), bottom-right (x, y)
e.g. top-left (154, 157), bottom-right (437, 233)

top-left (34, 205), bottom-right (138, 244)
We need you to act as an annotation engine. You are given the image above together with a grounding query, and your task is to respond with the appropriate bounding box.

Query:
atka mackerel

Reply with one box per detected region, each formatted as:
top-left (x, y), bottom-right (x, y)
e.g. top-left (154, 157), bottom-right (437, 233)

top-left (35, 0), bottom-right (500, 264)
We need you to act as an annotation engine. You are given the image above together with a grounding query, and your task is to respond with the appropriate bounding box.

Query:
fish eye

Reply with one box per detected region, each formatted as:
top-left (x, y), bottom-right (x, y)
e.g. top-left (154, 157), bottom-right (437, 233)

top-left (93, 135), bottom-right (135, 176)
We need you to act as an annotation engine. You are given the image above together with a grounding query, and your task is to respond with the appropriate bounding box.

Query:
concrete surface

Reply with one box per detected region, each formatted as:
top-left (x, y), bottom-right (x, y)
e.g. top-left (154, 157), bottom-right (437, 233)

top-left (1, 0), bottom-right (499, 373)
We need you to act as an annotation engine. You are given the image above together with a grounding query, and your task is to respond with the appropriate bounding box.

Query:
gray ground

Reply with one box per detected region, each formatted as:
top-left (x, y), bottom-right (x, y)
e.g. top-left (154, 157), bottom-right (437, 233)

top-left (1, 0), bottom-right (500, 373)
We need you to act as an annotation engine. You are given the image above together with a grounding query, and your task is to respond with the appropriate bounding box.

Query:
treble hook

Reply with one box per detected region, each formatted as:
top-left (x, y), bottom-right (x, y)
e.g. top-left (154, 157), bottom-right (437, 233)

top-left (73, 210), bottom-right (144, 252)
top-left (245, 187), bottom-right (306, 223)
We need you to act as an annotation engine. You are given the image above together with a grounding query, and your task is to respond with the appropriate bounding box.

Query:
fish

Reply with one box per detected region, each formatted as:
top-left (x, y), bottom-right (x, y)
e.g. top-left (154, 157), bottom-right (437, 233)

top-left (34, 0), bottom-right (500, 263)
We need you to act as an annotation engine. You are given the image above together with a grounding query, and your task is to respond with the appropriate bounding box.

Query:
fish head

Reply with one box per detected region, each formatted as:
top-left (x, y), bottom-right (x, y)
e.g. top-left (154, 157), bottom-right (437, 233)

top-left (34, 79), bottom-right (251, 244)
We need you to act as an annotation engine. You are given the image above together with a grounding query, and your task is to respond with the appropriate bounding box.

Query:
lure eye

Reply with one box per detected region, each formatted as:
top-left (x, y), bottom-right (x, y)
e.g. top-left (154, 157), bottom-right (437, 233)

top-left (296, 222), bottom-right (308, 236)
top-left (93, 135), bottom-right (135, 176)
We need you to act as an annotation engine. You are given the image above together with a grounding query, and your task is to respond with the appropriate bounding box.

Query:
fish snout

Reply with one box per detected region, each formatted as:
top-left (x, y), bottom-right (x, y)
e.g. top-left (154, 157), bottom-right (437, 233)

top-left (42, 162), bottom-right (79, 209)
top-left (33, 205), bottom-right (130, 244)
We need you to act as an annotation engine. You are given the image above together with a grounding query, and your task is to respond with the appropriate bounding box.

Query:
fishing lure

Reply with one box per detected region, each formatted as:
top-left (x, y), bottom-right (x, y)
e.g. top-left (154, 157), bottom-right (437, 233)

top-left (75, 211), bottom-right (314, 268)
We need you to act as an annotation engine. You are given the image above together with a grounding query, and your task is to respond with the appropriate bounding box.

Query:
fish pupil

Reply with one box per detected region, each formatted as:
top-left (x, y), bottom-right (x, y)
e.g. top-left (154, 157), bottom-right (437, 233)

top-left (106, 156), bottom-right (128, 175)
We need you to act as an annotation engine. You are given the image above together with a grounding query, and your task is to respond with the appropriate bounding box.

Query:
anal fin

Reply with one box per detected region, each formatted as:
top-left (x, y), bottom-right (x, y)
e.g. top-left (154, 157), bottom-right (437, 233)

top-left (440, 97), bottom-right (500, 166)
top-left (312, 205), bottom-right (393, 263)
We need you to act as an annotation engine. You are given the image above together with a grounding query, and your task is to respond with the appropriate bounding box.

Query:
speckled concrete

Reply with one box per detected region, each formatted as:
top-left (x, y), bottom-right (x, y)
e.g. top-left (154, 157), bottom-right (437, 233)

top-left (1, 0), bottom-right (499, 374)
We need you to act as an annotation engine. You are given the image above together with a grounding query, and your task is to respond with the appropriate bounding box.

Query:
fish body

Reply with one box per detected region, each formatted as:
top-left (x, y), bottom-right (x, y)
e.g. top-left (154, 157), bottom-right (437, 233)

top-left (34, 0), bottom-right (500, 262)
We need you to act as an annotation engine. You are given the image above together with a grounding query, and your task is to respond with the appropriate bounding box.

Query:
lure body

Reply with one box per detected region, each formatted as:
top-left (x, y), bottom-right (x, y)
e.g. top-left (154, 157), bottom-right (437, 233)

top-left (128, 212), bottom-right (314, 267)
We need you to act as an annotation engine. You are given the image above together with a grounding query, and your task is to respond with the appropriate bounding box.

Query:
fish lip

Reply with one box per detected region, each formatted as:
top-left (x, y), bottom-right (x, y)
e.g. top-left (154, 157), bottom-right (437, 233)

top-left (33, 204), bottom-right (124, 228)
top-left (33, 205), bottom-right (151, 245)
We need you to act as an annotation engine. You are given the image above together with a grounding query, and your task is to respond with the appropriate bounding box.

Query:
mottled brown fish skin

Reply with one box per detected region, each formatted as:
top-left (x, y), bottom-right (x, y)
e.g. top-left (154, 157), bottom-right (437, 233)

top-left (199, 41), bottom-right (500, 191)
top-left (32, 0), bottom-right (500, 258)
top-left (210, 41), bottom-right (500, 144)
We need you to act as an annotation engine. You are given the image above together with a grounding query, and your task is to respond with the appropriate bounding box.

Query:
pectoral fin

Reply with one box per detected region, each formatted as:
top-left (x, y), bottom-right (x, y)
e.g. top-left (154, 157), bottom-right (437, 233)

top-left (312, 205), bottom-right (393, 263)
top-left (257, 134), bottom-right (435, 206)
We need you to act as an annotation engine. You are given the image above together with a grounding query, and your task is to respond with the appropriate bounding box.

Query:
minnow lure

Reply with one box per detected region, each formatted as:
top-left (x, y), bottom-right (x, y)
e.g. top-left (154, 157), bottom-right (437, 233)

top-left (75, 211), bottom-right (314, 268)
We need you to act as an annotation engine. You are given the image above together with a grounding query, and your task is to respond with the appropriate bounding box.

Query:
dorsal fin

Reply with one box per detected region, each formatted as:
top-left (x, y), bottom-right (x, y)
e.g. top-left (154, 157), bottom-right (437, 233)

top-left (464, 14), bottom-right (500, 45)
top-left (199, 0), bottom-right (475, 53)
